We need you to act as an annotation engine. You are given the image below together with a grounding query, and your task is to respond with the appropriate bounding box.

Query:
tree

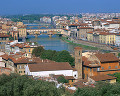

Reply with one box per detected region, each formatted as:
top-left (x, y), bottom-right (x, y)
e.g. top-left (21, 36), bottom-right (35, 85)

top-left (118, 53), bottom-right (120, 57)
top-left (57, 76), bottom-right (68, 83)
top-left (32, 46), bottom-right (75, 66)
top-left (32, 46), bottom-right (44, 57)
top-left (0, 74), bottom-right (69, 96)
top-left (40, 50), bottom-right (57, 60)
top-left (74, 82), bottom-right (120, 96)
top-left (53, 50), bottom-right (75, 66)
top-left (108, 72), bottom-right (120, 83)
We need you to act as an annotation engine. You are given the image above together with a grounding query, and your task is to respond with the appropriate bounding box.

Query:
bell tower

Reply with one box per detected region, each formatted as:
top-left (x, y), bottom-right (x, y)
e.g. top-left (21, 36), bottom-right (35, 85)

top-left (74, 47), bottom-right (83, 79)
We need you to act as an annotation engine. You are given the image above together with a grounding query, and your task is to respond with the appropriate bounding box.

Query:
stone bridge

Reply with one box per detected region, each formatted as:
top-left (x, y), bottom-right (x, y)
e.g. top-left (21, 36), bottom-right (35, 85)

top-left (27, 29), bottom-right (64, 37)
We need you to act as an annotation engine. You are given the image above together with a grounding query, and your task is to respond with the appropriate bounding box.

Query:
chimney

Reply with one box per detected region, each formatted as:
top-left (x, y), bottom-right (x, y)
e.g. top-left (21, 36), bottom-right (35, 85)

top-left (74, 47), bottom-right (83, 79)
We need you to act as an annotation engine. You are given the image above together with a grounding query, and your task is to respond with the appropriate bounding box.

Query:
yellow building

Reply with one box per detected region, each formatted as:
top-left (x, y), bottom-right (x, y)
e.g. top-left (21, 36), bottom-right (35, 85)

top-left (87, 31), bottom-right (115, 45)
top-left (99, 32), bottom-right (115, 45)
top-left (87, 32), bottom-right (94, 41)
top-left (23, 46), bottom-right (35, 54)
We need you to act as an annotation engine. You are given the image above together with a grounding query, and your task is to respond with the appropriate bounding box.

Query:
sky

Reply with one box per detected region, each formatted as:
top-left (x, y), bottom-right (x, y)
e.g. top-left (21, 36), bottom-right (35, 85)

top-left (0, 0), bottom-right (120, 15)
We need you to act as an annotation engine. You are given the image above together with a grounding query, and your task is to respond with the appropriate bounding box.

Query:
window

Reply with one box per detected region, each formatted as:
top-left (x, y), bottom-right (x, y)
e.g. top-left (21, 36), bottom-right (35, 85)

top-left (24, 65), bottom-right (26, 68)
top-left (83, 67), bottom-right (85, 70)
top-left (79, 51), bottom-right (81, 56)
top-left (84, 74), bottom-right (85, 78)
top-left (90, 68), bottom-right (92, 72)
top-left (115, 66), bottom-right (118, 68)
top-left (97, 68), bottom-right (100, 71)
top-left (24, 71), bottom-right (25, 73)
top-left (102, 67), bottom-right (104, 70)
top-left (19, 65), bottom-right (21, 69)
top-left (29, 49), bottom-right (30, 52)
top-left (87, 68), bottom-right (88, 71)
top-left (93, 68), bottom-right (97, 71)
top-left (108, 66), bottom-right (111, 69)
top-left (19, 71), bottom-right (22, 73)
top-left (74, 75), bottom-right (76, 77)
top-left (78, 59), bottom-right (81, 63)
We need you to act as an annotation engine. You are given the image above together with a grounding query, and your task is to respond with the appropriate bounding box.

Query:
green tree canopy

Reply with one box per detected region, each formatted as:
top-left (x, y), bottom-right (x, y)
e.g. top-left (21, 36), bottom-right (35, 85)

top-left (32, 47), bottom-right (75, 66)
top-left (74, 82), bottom-right (120, 96)
top-left (57, 76), bottom-right (68, 83)
top-left (0, 74), bottom-right (69, 96)
top-left (108, 72), bottom-right (120, 83)
top-left (32, 46), bottom-right (44, 57)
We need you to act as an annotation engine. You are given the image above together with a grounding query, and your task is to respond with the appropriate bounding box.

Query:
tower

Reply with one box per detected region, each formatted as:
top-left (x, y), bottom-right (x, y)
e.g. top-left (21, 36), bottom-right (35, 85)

top-left (74, 47), bottom-right (83, 79)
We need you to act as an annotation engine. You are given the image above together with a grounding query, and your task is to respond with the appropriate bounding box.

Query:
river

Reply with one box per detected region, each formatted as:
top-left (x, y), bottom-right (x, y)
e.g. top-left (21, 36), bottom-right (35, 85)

top-left (27, 35), bottom-right (75, 53)
top-left (25, 23), bottom-right (76, 53)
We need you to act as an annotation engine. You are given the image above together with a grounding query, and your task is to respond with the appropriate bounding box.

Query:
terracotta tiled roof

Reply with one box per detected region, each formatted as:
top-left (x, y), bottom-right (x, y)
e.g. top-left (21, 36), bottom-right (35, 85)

top-left (65, 76), bottom-right (75, 80)
top-left (87, 31), bottom-right (93, 34)
top-left (0, 54), bottom-right (9, 60)
top-left (52, 75), bottom-right (64, 79)
top-left (87, 31), bottom-right (115, 35)
top-left (95, 53), bottom-right (119, 63)
top-left (107, 21), bottom-right (120, 24)
top-left (99, 32), bottom-right (115, 35)
top-left (69, 24), bottom-right (80, 27)
top-left (90, 75), bottom-right (117, 81)
top-left (74, 47), bottom-right (82, 50)
top-left (72, 79), bottom-right (88, 88)
top-left (77, 27), bottom-right (93, 29)
top-left (104, 23), bottom-right (110, 25)
top-left (63, 28), bottom-right (69, 31)
top-left (52, 75), bottom-right (75, 80)
top-left (28, 62), bottom-right (73, 72)
top-left (0, 33), bottom-right (10, 38)
top-left (8, 56), bottom-right (36, 64)
top-left (82, 56), bottom-right (100, 68)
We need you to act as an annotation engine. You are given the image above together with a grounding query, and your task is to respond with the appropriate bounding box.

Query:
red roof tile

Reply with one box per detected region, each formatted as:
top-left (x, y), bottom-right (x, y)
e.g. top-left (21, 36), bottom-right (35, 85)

top-left (28, 62), bottom-right (73, 72)
top-left (90, 75), bottom-right (117, 81)
top-left (95, 53), bottom-right (119, 63)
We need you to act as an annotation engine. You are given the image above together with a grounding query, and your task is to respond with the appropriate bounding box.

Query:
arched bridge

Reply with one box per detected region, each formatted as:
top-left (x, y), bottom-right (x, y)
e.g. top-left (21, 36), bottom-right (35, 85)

top-left (27, 29), bottom-right (64, 37)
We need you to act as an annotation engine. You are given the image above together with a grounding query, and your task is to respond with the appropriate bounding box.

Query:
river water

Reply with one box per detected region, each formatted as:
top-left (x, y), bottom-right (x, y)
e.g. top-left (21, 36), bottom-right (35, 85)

top-left (27, 35), bottom-right (75, 53)
top-left (25, 23), bottom-right (75, 53)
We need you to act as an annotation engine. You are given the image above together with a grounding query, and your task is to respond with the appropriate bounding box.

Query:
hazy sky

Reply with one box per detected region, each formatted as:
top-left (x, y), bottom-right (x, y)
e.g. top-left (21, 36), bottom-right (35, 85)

top-left (0, 0), bottom-right (120, 15)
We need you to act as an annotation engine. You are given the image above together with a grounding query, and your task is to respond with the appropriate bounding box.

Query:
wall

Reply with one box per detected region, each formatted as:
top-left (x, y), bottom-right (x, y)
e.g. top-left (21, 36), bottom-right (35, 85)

top-left (25, 65), bottom-right (75, 77)
top-left (17, 64), bottom-right (26, 75)
top-left (115, 35), bottom-right (120, 46)
top-left (110, 79), bottom-right (116, 83)
top-left (29, 70), bottom-right (74, 77)
top-left (78, 28), bottom-right (94, 40)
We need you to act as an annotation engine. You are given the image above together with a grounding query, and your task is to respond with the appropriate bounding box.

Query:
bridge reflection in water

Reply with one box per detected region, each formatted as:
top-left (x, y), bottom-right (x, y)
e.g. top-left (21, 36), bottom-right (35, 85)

top-left (27, 34), bottom-right (75, 53)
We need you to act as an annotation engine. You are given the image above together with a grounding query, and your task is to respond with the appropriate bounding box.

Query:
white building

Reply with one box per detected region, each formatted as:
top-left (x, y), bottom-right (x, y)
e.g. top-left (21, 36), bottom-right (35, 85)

top-left (115, 34), bottom-right (120, 46)
top-left (0, 52), bottom-right (5, 67)
top-left (25, 62), bottom-right (78, 79)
